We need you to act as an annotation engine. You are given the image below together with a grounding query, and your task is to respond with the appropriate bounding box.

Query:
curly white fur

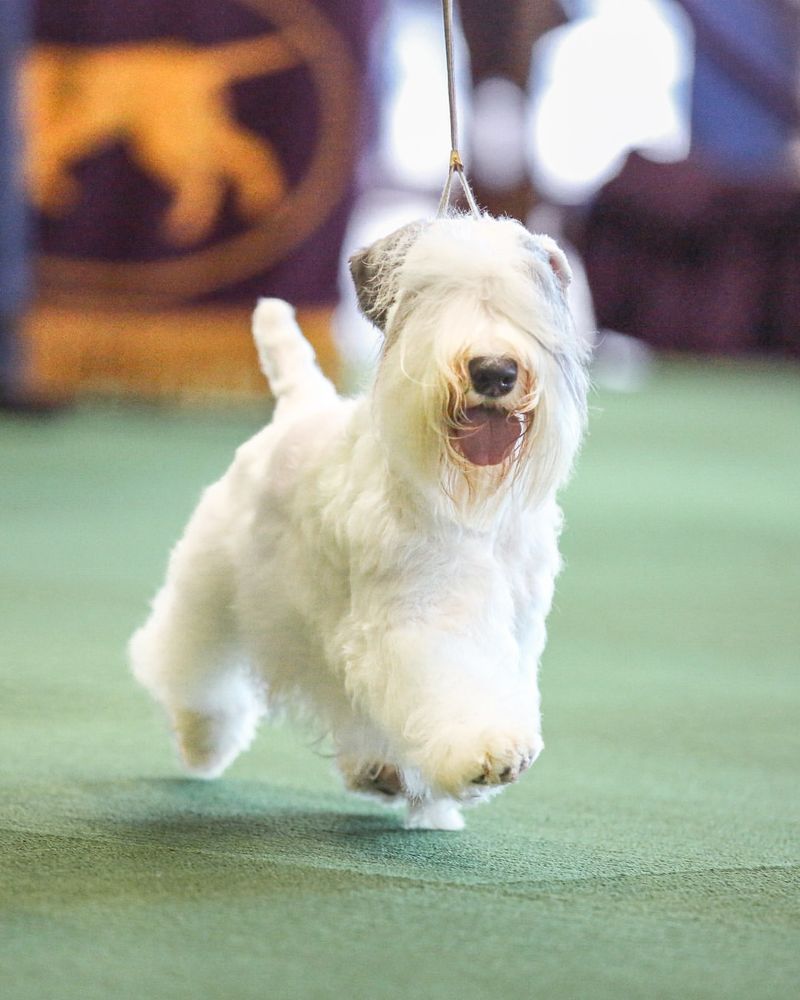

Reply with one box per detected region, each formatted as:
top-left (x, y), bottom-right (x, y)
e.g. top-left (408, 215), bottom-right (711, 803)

top-left (129, 214), bottom-right (590, 830)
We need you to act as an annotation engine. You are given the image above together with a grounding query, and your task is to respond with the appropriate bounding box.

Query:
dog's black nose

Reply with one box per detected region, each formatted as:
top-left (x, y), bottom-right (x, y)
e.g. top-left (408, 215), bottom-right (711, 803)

top-left (468, 356), bottom-right (518, 398)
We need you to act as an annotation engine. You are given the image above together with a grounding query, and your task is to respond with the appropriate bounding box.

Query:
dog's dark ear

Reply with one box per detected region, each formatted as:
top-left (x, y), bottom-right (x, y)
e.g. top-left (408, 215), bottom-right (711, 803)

top-left (348, 248), bottom-right (383, 328)
top-left (349, 220), bottom-right (428, 332)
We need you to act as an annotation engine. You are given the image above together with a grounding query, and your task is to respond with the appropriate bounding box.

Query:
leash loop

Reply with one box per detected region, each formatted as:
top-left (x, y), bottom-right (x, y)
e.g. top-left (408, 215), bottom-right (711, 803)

top-left (437, 0), bottom-right (481, 218)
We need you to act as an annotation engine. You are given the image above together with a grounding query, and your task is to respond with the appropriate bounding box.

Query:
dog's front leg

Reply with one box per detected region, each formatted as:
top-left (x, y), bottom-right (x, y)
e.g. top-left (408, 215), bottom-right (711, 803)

top-left (340, 620), bottom-right (543, 802)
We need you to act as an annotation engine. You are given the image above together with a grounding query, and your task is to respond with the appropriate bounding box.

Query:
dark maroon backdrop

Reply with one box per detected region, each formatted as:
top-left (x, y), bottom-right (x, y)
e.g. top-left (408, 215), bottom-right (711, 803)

top-left (31, 0), bottom-right (380, 308)
top-left (577, 153), bottom-right (800, 357)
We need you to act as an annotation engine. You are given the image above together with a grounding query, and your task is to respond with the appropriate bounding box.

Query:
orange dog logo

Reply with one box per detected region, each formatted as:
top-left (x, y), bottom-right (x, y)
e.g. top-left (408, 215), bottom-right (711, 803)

top-left (24, 34), bottom-right (302, 246)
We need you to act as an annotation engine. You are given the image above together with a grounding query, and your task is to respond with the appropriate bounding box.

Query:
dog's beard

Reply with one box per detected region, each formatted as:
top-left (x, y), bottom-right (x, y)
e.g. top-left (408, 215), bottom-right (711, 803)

top-left (374, 284), bottom-right (587, 523)
top-left (438, 367), bottom-right (541, 518)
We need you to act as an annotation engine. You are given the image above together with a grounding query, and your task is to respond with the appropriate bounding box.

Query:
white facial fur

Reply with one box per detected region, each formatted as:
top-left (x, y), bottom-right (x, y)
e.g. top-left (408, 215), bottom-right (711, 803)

top-left (361, 216), bottom-right (590, 519)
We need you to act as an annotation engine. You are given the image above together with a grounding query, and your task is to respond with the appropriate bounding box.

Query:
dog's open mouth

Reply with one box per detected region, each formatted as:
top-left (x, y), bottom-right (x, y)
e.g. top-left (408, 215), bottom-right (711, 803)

top-left (451, 407), bottom-right (524, 466)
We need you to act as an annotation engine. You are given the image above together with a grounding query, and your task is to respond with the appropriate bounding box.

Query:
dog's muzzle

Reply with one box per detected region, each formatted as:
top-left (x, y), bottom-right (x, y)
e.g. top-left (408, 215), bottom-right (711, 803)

top-left (450, 356), bottom-right (524, 467)
top-left (468, 356), bottom-right (518, 398)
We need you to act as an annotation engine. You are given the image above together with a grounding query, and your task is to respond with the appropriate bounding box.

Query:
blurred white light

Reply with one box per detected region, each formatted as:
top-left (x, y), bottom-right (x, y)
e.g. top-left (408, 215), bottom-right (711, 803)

top-left (381, 1), bottom-right (471, 191)
top-left (471, 77), bottom-right (528, 191)
top-left (528, 0), bottom-right (693, 202)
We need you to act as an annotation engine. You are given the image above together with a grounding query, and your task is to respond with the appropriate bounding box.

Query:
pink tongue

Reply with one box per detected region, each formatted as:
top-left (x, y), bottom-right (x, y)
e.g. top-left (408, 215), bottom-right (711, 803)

top-left (452, 407), bottom-right (522, 466)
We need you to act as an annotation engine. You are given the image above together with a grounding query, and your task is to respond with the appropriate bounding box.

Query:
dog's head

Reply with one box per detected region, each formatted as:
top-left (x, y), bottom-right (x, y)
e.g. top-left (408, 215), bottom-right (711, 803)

top-left (350, 215), bottom-right (590, 518)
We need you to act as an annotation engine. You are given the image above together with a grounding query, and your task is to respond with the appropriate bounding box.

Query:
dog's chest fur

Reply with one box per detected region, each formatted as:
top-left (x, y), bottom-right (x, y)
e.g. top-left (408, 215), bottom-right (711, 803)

top-left (225, 395), bottom-right (560, 679)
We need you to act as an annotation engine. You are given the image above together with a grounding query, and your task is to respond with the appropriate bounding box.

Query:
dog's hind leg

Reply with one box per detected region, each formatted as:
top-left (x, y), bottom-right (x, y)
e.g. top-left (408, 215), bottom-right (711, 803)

top-left (130, 587), bottom-right (263, 778)
top-left (129, 489), bottom-right (264, 778)
top-left (251, 298), bottom-right (338, 421)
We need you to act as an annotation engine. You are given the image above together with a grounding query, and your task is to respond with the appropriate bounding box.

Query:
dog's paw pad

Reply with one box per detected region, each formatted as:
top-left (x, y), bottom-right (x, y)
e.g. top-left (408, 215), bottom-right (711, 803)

top-left (344, 761), bottom-right (404, 798)
top-left (469, 745), bottom-right (539, 787)
top-left (367, 763), bottom-right (403, 797)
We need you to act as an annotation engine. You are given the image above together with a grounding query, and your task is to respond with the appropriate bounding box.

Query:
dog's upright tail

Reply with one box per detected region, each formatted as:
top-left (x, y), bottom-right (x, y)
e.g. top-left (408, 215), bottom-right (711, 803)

top-left (252, 298), bottom-right (337, 417)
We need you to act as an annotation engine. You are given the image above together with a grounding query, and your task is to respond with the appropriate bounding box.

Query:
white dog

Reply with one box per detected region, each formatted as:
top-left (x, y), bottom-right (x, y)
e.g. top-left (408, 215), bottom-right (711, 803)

top-left (129, 214), bottom-right (590, 830)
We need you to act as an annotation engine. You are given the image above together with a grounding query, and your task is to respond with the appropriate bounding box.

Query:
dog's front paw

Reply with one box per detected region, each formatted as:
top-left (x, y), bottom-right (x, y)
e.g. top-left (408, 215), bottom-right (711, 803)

top-left (469, 742), bottom-right (540, 788)
top-left (426, 732), bottom-right (543, 799)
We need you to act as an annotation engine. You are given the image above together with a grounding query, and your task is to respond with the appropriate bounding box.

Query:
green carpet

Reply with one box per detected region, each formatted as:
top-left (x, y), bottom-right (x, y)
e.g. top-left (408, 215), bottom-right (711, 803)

top-left (2, 360), bottom-right (798, 999)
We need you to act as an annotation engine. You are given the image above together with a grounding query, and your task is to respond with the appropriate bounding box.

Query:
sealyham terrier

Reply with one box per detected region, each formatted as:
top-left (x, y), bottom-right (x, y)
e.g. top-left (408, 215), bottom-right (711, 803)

top-left (129, 214), bottom-right (590, 830)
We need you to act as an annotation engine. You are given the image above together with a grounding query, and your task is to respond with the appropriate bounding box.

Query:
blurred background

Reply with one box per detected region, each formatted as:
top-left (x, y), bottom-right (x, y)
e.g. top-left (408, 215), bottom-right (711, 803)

top-left (2, 0), bottom-right (800, 405)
